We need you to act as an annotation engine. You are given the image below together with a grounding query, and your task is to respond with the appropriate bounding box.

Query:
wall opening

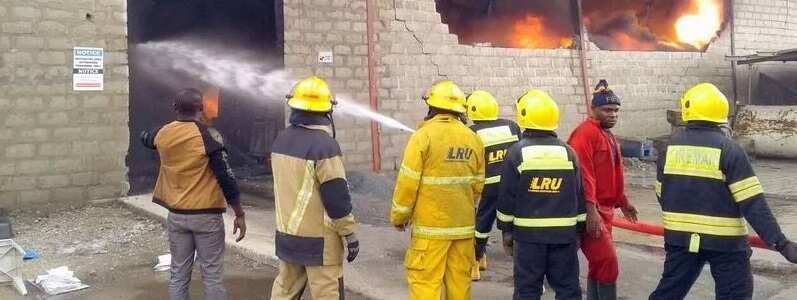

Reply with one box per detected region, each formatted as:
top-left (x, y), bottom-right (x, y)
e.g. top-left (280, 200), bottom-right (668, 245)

top-left (127, 0), bottom-right (284, 195)
top-left (435, 0), bottom-right (579, 49)
top-left (435, 0), bottom-right (728, 52)
top-left (584, 0), bottom-right (728, 51)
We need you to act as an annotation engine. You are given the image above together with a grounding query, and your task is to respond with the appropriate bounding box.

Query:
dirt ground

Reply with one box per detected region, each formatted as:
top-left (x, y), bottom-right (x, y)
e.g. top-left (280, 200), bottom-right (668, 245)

top-left (0, 203), bottom-right (366, 300)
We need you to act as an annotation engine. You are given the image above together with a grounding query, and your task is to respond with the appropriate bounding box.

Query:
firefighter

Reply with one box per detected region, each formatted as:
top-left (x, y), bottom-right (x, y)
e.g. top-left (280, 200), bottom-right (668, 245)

top-left (465, 90), bottom-right (521, 281)
top-left (649, 83), bottom-right (797, 299)
top-left (497, 90), bottom-right (586, 300)
top-left (270, 76), bottom-right (359, 300)
top-left (568, 80), bottom-right (637, 300)
top-left (390, 80), bottom-right (486, 300)
top-left (141, 88), bottom-right (246, 300)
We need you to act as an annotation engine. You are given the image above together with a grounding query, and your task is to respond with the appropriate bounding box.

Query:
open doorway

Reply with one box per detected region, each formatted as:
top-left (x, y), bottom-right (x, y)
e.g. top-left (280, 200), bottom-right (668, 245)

top-left (127, 0), bottom-right (284, 195)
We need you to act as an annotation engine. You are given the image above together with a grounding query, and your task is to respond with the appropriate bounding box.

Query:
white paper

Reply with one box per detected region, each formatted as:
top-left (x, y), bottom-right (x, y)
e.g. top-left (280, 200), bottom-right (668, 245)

top-left (34, 266), bottom-right (89, 295)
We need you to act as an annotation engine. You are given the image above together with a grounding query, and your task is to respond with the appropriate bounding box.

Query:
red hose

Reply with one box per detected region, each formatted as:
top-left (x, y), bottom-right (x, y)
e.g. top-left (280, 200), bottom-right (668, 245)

top-left (611, 218), bottom-right (774, 251)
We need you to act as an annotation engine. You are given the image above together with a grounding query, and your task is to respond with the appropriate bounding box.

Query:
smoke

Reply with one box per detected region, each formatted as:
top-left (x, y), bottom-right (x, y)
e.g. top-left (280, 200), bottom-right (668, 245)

top-left (132, 39), bottom-right (415, 132)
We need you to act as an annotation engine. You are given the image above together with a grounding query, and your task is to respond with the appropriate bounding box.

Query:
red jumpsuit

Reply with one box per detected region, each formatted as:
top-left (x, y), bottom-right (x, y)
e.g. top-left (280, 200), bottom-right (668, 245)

top-left (568, 118), bottom-right (627, 284)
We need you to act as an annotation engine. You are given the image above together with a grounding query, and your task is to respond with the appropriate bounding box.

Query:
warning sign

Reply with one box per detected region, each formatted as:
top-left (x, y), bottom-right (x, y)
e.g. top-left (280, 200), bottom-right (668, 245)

top-left (73, 47), bottom-right (104, 91)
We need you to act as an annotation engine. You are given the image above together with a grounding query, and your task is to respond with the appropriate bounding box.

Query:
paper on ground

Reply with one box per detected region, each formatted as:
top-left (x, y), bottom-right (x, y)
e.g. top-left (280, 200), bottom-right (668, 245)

top-left (153, 254), bottom-right (171, 272)
top-left (33, 266), bottom-right (89, 295)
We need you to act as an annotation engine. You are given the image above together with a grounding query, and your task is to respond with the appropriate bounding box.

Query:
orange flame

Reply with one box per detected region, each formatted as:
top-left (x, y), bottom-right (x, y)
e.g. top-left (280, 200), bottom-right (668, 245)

top-left (675, 0), bottom-right (723, 49)
top-left (203, 86), bottom-right (220, 122)
top-left (511, 15), bottom-right (573, 49)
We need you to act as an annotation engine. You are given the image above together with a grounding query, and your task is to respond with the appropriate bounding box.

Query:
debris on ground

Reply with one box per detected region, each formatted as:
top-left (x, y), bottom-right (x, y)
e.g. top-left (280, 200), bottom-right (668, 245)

top-left (153, 254), bottom-right (171, 272)
top-left (32, 266), bottom-right (89, 295)
top-left (23, 249), bottom-right (39, 261)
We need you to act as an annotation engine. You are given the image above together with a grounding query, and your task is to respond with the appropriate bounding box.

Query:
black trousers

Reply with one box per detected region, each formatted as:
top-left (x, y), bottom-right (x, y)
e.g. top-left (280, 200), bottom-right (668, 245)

top-left (513, 240), bottom-right (581, 300)
top-left (650, 244), bottom-right (753, 300)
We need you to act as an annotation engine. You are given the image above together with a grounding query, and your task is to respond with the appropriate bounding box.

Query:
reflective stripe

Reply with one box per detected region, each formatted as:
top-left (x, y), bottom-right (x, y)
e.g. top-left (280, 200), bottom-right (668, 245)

top-left (733, 185), bottom-right (764, 203)
top-left (485, 175), bottom-right (501, 185)
top-left (662, 212), bottom-right (747, 236)
top-left (655, 181), bottom-right (662, 197)
top-left (400, 164), bottom-right (421, 180)
top-left (391, 202), bottom-right (413, 214)
top-left (518, 145), bottom-right (573, 171)
top-left (413, 225), bottom-right (474, 237)
top-left (496, 210), bottom-right (514, 222)
top-left (663, 146), bottom-right (725, 180)
top-left (576, 213), bottom-right (587, 222)
top-left (475, 230), bottom-right (490, 239)
top-left (477, 126), bottom-right (519, 147)
top-left (513, 216), bottom-right (579, 227)
top-left (421, 175), bottom-right (479, 185)
top-left (729, 176), bottom-right (763, 203)
top-left (286, 161), bottom-right (316, 235)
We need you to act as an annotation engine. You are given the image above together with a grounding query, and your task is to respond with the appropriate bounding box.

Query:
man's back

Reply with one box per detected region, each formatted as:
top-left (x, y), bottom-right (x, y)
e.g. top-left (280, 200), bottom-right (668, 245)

top-left (152, 120), bottom-right (226, 212)
top-left (391, 114), bottom-right (485, 240)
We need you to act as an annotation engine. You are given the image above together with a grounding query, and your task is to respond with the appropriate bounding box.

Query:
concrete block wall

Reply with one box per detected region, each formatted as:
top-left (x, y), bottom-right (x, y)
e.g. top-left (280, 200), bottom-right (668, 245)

top-left (0, 1), bottom-right (129, 209)
top-left (374, 0), bottom-right (734, 170)
top-left (734, 0), bottom-right (797, 55)
top-left (282, 0), bottom-right (374, 170)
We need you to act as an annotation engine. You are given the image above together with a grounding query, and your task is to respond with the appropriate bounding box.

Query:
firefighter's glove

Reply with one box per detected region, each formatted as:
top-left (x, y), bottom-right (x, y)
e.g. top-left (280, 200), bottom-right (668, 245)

top-left (475, 237), bottom-right (488, 260)
top-left (776, 240), bottom-right (797, 264)
top-left (502, 231), bottom-right (514, 257)
top-left (345, 233), bottom-right (360, 263)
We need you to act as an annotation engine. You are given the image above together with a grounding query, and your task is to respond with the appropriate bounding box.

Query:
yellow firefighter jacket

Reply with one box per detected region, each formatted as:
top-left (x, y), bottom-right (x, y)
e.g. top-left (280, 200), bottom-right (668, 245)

top-left (271, 118), bottom-right (357, 266)
top-left (391, 114), bottom-right (486, 240)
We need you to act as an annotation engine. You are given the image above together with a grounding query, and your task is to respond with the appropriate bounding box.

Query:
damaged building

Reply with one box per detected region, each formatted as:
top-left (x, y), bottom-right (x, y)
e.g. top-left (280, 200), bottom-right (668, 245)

top-left (1, 0), bottom-right (797, 209)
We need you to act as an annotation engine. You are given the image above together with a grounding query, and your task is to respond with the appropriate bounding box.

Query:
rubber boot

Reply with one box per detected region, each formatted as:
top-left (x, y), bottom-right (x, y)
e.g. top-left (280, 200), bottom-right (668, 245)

top-left (597, 283), bottom-right (617, 300)
top-left (587, 280), bottom-right (598, 300)
top-left (471, 260), bottom-right (481, 281)
top-left (479, 255), bottom-right (487, 270)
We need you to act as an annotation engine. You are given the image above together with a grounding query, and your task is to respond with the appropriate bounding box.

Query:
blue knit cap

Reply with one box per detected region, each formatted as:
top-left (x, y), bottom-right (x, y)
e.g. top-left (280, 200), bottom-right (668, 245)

top-left (592, 79), bottom-right (621, 107)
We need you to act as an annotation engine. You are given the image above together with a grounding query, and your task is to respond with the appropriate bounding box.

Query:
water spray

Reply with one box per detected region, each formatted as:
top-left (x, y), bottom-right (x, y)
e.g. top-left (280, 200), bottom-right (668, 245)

top-left (134, 40), bottom-right (415, 133)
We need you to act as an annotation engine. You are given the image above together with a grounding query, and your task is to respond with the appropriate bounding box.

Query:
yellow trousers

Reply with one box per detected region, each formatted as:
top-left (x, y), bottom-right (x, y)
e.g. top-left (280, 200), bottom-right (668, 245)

top-left (404, 237), bottom-right (474, 300)
top-left (271, 260), bottom-right (343, 300)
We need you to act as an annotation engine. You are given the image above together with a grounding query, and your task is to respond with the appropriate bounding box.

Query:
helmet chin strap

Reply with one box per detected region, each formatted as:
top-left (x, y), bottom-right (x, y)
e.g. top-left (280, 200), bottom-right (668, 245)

top-left (327, 110), bottom-right (336, 140)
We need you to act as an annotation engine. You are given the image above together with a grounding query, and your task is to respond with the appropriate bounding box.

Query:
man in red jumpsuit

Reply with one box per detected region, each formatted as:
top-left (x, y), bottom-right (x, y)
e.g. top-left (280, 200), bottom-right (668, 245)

top-left (568, 80), bottom-right (638, 300)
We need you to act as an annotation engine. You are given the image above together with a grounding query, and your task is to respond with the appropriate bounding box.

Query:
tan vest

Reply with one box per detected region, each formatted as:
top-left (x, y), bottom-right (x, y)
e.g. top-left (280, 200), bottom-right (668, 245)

top-left (153, 121), bottom-right (226, 212)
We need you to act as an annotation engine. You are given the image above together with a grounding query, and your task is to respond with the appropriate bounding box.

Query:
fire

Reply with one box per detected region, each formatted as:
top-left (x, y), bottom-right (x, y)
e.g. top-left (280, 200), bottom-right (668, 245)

top-left (511, 15), bottom-right (573, 49)
top-left (675, 0), bottom-right (723, 49)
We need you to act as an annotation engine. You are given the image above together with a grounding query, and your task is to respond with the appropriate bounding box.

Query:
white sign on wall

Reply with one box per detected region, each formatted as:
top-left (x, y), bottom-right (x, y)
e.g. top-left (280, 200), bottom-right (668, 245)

top-left (73, 47), bottom-right (104, 91)
top-left (318, 50), bottom-right (333, 64)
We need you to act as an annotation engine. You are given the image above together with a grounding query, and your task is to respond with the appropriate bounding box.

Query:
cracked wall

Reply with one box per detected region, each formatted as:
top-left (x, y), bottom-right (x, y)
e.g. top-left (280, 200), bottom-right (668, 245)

top-left (284, 0), bottom-right (796, 172)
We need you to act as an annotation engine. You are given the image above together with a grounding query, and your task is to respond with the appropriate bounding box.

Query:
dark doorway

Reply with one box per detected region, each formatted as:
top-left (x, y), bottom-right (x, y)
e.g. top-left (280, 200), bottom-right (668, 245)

top-left (127, 0), bottom-right (284, 195)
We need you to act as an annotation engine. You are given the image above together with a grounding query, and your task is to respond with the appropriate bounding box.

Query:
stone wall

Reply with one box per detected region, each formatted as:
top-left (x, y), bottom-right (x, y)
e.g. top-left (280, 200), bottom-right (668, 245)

top-left (0, 0), bottom-right (129, 209)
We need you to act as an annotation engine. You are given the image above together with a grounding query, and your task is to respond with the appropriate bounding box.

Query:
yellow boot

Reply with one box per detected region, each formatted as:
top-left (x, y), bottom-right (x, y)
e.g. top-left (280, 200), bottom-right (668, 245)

top-left (471, 260), bottom-right (481, 281)
top-left (478, 255), bottom-right (487, 270)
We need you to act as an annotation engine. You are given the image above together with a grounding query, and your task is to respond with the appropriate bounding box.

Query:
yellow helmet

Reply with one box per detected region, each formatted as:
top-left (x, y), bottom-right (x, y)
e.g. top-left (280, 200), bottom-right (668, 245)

top-left (424, 80), bottom-right (466, 113)
top-left (466, 90), bottom-right (499, 121)
top-left (287, 76), bottom-right (334, 112)
top-left (516, 89), bottom-right (559, 131)
top-left (680, 83), bottom-right (729, 123)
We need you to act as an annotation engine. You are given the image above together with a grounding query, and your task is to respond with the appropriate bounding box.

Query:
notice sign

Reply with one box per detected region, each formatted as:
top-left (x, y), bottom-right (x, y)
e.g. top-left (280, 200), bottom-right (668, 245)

top-left (318, 51), bottom-right (333, 64)
top-left (73, 47), bottom-right (104, 91)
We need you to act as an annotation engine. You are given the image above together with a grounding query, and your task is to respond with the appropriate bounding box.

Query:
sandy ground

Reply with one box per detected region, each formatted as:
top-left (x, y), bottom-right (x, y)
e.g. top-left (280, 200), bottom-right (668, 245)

top-left (0, 203), bottom-right (366, 300)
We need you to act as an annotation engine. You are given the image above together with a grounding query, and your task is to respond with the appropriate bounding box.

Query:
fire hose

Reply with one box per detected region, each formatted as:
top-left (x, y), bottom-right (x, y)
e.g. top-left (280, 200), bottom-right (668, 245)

top-left (611, 218), bottom-right (775, 251)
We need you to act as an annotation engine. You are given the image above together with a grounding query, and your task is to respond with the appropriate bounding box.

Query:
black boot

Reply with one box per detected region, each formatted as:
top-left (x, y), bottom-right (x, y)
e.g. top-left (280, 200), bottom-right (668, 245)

top-left (596, 283), bottom-right (617, 300)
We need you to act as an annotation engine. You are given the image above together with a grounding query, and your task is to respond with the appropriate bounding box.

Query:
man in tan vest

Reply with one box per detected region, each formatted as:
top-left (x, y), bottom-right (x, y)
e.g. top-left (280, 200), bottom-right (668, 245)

top-left (141, 88), bottom-right (246, 300)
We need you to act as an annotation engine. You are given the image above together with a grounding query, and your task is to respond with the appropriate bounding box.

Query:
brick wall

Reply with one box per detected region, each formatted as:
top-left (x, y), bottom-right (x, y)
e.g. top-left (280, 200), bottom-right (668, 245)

top-left (374, 0), bottom-right (734, 170)
top-left (0, 1), bottom-right (129, 210)
top-left (282, 0), bottom-right (374, 170)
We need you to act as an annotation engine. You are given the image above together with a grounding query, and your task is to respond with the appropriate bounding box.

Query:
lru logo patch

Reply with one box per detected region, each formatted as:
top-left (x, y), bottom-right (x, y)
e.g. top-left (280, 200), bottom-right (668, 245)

top-left (529, 177), bottom-right (563, 193)
top-left (488, 149), bottom-right (507, 164)
top-left (446, 147), bottom-right (474, 161)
